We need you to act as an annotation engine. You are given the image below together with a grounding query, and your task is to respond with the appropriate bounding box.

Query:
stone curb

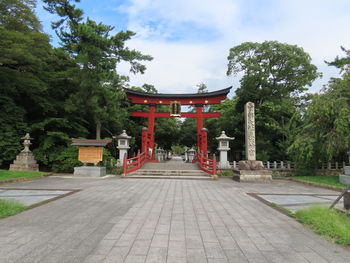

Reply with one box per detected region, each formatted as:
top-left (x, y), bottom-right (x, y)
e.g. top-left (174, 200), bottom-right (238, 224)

top-left (277, 177), bottom-right (344, 192)
top-left (0, 173), bottom-right (52, 185)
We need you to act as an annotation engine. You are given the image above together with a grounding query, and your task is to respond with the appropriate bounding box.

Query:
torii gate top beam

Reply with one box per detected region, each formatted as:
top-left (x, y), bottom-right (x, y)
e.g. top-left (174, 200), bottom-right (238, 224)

top-left (124, 87), bottom-right (232, 105)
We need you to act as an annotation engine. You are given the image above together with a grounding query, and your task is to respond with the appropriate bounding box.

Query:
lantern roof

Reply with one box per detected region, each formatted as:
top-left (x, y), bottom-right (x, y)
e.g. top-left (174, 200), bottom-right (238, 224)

top-left (216, 131), bottom-right (235, 141)
top-left (116, 130), bottom-right (131, 139)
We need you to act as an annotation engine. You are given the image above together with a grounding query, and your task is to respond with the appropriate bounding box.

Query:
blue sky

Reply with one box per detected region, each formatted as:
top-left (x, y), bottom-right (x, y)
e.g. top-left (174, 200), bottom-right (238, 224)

top-left (36, 0), bottom-right (350, 95)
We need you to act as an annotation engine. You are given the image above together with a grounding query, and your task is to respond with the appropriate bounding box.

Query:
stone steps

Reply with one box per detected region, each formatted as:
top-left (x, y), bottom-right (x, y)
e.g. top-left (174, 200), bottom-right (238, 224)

top-left (123, 175), bottom-right (213, 180)
top-left (125, 169), bottom-right (213, 180)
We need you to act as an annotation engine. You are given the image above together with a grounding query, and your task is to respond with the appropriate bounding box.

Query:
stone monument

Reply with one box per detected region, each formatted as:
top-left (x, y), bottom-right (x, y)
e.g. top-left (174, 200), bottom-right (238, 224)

top-left (116, 130), bottom-right (131, 165)
top-left (10, 133), bottom-right (39, 171)
top-left (72, 139), bottom-right (111, 177)
top-left (216, 131), bottom-right (234, 169)
top-left (233, 102), bottom-right (272, 182)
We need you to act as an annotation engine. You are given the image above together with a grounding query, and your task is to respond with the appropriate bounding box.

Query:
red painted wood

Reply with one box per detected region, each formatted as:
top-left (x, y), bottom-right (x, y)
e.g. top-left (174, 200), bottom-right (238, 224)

top-left (123, 151), bottom-right (147, 175)
top-left (147, 105), bottom-right (156, 160)
top-left (126, 95), bottom-right (227, 105)
top-left (201, 128), bottom-right (208, 154)
top-left (196, 106), bottom-right (203, 151)
top-left (195, 151), bottom-right (216, 176)
top-left (131, 112), bottom-right (220, 118)
top-left (141, 128), bottom-right (148, 153)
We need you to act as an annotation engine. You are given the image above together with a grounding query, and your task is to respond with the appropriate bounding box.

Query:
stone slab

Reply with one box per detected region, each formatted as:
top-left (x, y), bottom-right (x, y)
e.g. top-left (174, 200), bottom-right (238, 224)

top-left (344, 166), bottom-right (350, 175)
top-left (0, 189), bottom-right (71, 206)
top-left (255, 193), bottom-right (344, 213)
top-left (74, 166), bottom-right (106, 177)
top-left (339, 174), bottom-right (350, 186)
top-left (233, 169), bottom-right (272, 182)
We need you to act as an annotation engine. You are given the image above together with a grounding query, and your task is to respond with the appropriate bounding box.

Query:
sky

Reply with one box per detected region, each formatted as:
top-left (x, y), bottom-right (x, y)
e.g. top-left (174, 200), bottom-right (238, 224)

top-left (36, 0), bottom-right (350, 95)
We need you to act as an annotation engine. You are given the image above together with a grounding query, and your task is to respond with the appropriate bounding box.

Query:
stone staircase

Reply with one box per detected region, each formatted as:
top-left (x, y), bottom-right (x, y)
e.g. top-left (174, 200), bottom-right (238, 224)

top-left (124, 157), bottom-right (213, 180)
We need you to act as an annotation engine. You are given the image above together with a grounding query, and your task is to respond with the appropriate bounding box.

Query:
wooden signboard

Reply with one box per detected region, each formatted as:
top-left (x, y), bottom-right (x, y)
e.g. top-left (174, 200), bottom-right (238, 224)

top-left (78, 147), bottom-right (103, 163)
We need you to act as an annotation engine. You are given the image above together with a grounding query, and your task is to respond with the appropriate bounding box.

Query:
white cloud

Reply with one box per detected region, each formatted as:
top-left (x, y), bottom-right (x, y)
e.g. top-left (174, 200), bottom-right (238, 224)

top-left (117, 0), bottom-right (350, 94)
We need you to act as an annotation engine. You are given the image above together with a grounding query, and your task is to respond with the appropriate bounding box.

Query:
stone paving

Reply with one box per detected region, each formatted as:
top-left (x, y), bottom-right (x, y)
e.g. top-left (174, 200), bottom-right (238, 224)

top-left (142, 157), bottom-right (200, 170)
top-left (253, 193), bottom-right (344, 213)
top-left (0, 189), bottom-right (73, 206)
top-left (0, 177), bottom-right (350, 262)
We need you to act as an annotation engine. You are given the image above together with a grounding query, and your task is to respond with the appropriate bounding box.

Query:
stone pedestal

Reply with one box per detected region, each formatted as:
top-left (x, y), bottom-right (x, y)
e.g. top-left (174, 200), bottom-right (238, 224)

top-left (9, 133), bottom-right (39, 172)
top-left (233, 160), bottom-right (272, 182)
top-left (340, 166), bottom-right (350, 186)
top-left (74, 166), bottom-right (106, 177)
top-left (218, 151), bottom-right (231, 169)
top-left (10, 151), bottom-right (39, 171)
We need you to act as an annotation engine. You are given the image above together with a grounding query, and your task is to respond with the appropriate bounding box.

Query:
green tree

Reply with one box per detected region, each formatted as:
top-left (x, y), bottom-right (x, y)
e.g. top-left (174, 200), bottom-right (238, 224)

top-left (43, 0), bottom-right (152, 139)
top-left (179, 118), bottom-right (197, 148)
top-left (196, 83), bottom-right (208, 93)
top-left (288, 47), bottom-right (350, 169)
top-left (0, 0), bottom-right (56, 166)
top-left (226, 41), bottom-right (320, 160)
top-left (155, 118), bottom-right (181, 150)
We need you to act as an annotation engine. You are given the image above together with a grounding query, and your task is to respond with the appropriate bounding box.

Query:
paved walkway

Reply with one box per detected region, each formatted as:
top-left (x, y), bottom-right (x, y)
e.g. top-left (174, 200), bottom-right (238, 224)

top-left (0, 177), bottom-right (350, 262)
top-left (142, 157), bottom-right (200, 170)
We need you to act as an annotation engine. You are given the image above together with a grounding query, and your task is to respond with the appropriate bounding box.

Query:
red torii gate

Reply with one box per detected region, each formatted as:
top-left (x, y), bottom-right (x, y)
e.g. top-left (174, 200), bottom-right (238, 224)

top-left (124, 87), bottom-right (232, 160)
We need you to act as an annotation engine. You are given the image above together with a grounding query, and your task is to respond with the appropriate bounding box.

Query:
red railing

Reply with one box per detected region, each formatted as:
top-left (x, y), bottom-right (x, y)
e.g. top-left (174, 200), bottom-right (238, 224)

top-left (196, 151), bottom-right (217, 178)
top-left (123, 151), bottom-right (147, 175)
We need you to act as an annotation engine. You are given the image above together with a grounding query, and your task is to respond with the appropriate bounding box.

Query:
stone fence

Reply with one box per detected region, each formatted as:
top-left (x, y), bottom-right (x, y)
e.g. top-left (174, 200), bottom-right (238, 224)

top-left (228, 160), bottom-right (350, 171)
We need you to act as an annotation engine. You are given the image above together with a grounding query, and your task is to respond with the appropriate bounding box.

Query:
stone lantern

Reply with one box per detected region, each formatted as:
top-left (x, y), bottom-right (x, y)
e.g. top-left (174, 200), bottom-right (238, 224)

top-left (10, 133), bottom-right (39, 171)
top-left (216, 131), bottom-right (234, 169)
top-left (188, 148), bottom-right (196, 163)
top-left (116, 130), bottom-right (131, 165)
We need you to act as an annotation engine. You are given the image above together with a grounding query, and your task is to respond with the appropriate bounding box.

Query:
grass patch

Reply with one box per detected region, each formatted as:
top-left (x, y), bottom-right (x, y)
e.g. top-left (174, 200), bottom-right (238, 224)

top-left (218, 170), bottom-right (233, 177)
top-left (0, 199), bottom-right (27, 218)
top-left (295, 206), bottom-right (350, 244)
top-left (294, 175), bottom-right (346, 188)
top-left (0, 169), bottom-right (46, 181)
top-left (270, 202), bottom-right (295, 217)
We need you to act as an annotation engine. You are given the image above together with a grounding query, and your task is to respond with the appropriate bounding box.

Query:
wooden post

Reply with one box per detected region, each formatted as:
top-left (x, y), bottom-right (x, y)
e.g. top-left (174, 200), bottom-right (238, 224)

top-left (123, 155), bottom-right (127, 176)
top-left (141, 127), bottom-right (148, 154)
top-left (196, 104), bottom-right (203, 152)
top-left (147, 104), bottom-right (156, 159)
top-left (274, 161), bottom-right (277, 170)
top-left (201, 128), bottom-right (208, 155)
top-left (213, 157), bottom-right (217, 179)
top-left (267, 161), bottom-right (270, 169)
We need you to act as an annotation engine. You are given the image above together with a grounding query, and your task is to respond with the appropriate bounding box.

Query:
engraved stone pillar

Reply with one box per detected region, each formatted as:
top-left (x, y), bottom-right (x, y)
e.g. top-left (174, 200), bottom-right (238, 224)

top-left (244, 102), bottom-right (256, 160)
top-left (233, 102), bottom-right (272, 182)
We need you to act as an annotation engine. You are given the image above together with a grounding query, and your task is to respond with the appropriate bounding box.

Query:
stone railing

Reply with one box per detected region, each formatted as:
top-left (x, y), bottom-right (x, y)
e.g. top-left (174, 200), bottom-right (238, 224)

top-left (227, 160), bottom-right (350, 171)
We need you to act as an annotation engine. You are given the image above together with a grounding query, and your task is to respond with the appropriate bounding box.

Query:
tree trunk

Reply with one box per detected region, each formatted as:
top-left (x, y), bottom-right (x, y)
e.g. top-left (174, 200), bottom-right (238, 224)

top-left (96, 120), bottom-right (101, 140)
